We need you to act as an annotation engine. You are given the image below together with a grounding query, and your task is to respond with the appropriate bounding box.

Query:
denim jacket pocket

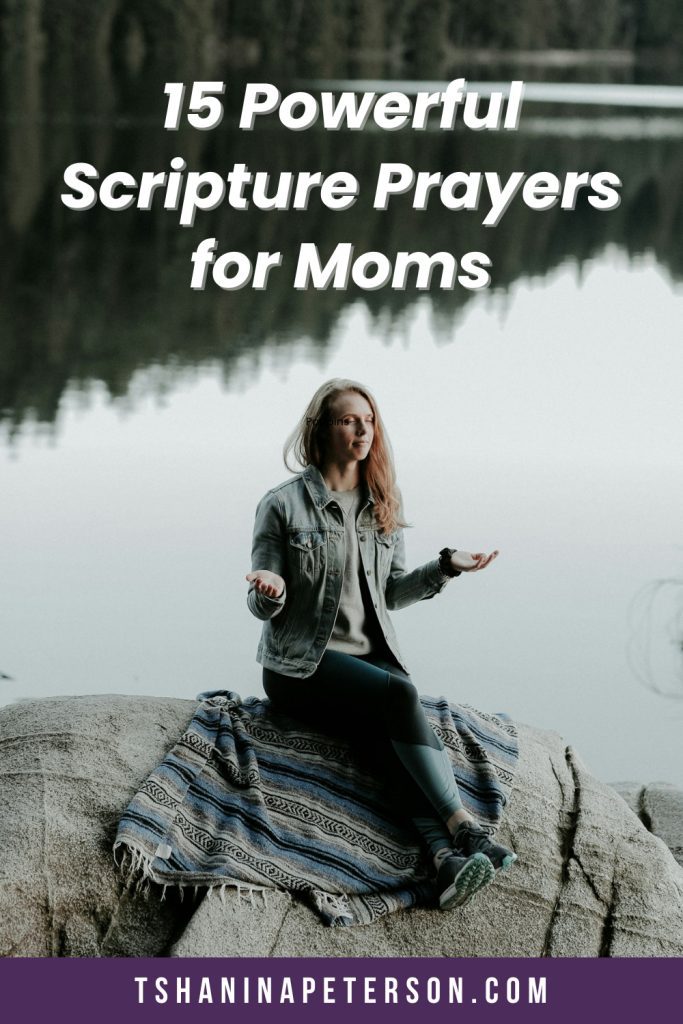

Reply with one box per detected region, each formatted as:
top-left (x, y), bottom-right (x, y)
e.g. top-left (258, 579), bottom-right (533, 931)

top-left (288, 528), bottom-right (326, 584)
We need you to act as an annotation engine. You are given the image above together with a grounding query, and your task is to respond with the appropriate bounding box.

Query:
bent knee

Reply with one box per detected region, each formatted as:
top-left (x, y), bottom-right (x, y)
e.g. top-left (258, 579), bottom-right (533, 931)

top-left (387, 674), bottom-right (420, 713)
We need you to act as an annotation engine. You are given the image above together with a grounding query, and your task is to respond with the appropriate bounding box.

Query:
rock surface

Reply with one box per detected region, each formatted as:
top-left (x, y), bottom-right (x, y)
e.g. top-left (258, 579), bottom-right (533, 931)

top-left (612, 781), bottom-right (683, 868)
top-left (0, 694), bottom-right (682, 958)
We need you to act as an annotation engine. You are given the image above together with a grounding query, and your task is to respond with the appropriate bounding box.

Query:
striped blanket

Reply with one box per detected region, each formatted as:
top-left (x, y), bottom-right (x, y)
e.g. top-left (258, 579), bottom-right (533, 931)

top-left (114, 690), bottom-right (518, 926)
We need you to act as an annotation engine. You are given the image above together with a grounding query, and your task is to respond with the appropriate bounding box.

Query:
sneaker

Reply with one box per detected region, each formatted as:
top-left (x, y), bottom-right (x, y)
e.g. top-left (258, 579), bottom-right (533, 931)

top-left (452, 820), bottom-right (518, 872)
top-left (436, 851), bottom-right (495, 910)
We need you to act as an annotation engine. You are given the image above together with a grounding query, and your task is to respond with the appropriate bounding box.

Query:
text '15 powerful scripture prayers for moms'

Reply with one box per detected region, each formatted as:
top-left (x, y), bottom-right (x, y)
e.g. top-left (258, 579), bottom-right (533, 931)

top-left (60, 80), bottom-right (623, 292)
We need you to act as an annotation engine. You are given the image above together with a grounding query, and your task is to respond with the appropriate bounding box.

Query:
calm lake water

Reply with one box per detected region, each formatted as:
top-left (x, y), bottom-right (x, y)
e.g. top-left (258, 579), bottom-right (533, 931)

top-left (2, 78), bottom-right (682, 788)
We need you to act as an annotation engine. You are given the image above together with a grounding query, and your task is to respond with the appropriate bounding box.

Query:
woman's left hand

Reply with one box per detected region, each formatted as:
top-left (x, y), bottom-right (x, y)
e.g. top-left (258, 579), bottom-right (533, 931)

top-left (451, 550), bottom-right (499, 572)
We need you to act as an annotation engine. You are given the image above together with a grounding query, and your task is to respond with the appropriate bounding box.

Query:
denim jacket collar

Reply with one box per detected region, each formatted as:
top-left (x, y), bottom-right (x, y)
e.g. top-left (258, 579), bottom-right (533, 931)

top-left (302, 463), bottom-right (375, 510)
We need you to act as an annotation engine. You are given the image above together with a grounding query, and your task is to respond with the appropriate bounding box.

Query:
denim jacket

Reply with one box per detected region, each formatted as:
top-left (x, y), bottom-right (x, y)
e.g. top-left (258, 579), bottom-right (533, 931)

top-left (247, 464), bottom-right (452, 677)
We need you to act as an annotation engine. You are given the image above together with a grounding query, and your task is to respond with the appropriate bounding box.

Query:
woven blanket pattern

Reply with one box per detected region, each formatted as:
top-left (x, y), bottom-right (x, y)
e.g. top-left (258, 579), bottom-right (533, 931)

top-left (114, 690), bottom-right (518, 926)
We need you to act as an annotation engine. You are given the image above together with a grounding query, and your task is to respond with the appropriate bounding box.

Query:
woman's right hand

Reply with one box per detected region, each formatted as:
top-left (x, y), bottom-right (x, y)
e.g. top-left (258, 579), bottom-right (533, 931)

top-left (246, 570), bottom-right (285, 599)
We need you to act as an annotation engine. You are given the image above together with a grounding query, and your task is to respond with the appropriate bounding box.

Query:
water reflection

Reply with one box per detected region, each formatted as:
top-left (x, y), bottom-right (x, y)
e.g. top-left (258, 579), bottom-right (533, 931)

top-left (1, 83), bottom-right (682, 438)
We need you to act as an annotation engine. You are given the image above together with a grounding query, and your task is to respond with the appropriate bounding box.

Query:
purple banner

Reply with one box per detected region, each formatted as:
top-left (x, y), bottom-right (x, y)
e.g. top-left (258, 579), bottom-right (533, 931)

top-left (0, 957), bottom-right (678, 1023)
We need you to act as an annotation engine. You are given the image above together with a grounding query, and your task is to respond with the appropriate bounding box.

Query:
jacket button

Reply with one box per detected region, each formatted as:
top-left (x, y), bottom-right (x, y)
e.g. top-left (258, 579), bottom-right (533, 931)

top-left (366, 569), bottom-right (372, 575)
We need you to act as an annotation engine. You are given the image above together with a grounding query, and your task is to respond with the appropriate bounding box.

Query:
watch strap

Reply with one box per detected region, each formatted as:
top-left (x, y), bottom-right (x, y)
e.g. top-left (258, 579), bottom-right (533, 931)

top-left (438, 547), bottom-right (462, 578)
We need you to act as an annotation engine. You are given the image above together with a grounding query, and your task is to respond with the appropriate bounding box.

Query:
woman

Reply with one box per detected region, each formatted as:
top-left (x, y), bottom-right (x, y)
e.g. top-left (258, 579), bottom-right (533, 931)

top-left (245, 378), bottom-right (516, 910)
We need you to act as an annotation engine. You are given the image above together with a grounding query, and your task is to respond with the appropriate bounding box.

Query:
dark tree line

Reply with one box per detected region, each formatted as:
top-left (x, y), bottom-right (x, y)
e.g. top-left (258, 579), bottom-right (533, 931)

top-left (3, 1), bottom-right (683, 88)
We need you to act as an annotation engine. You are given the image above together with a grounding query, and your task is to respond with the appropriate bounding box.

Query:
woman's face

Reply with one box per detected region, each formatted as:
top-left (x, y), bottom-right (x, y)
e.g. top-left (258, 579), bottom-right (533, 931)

top-left (324, 391), bottom-right (375, 466)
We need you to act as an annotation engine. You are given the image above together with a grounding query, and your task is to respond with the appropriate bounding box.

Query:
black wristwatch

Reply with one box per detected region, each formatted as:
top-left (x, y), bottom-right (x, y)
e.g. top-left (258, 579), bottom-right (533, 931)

top-left (438, 547), bottom-right (462, 578)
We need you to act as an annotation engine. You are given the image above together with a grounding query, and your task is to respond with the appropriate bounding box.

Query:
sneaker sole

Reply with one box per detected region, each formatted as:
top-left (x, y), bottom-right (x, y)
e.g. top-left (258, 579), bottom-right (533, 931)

top-left (439, 853), bottom-right (495, 910)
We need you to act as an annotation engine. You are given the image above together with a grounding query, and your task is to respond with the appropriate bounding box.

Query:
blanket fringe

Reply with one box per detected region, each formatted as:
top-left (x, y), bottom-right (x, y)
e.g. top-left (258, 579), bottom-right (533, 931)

top-left (313, 889), bottom-right (354, 924)
top-left (113, 841), bottom-right (273, 910)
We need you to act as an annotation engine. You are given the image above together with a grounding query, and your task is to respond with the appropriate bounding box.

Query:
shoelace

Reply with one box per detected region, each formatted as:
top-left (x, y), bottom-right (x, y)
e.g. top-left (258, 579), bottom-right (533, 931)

top-left (455, 822), bottom-right (490, 854)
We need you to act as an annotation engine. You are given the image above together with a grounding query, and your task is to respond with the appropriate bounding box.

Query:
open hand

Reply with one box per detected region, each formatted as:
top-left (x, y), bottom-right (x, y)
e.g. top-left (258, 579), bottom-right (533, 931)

top-left (246, 570), bottom-right (285, 598)
top-left (451, 550), bottom-right (499, 573)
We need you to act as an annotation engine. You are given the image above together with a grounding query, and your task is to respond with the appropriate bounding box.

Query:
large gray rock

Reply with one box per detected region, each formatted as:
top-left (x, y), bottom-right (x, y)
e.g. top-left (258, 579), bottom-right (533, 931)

top-left (0, 694), bottom-right (681, 957)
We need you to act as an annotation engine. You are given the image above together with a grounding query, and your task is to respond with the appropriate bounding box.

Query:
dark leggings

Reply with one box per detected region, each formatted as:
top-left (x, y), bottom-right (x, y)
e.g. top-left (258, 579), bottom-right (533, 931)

top-left (263, 648), bottom-right (462, 857)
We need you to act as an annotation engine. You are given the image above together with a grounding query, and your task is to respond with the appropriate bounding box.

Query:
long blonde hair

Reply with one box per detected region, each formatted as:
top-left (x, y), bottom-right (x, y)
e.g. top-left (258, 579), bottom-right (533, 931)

top-left (283, 379), bottom-right (407, 535)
